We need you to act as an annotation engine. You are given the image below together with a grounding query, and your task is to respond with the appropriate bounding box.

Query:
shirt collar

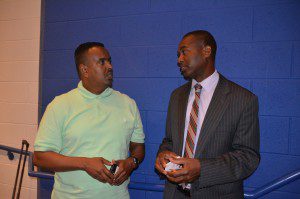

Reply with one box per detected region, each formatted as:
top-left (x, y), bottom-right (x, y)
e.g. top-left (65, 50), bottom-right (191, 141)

top-left (191, 69), bottom-right (219, 92)
top-left (77, 81), bottom-right (112, 99)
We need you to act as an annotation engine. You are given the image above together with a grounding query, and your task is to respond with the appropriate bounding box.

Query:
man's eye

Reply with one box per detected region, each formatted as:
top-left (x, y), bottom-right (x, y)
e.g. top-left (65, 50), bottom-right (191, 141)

top-left (99, 59), bottom-right (105, 65)
top-left (98, 58), bottom-right (112, 65)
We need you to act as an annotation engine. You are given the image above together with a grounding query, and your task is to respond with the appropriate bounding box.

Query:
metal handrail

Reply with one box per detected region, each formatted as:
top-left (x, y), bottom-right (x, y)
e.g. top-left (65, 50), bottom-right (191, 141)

top-left (1, 144), bottom-right (299, 198)
top-left (0, 144), bottom-right (30, 160)
top-left (244, 170), bottom-right (300, 198)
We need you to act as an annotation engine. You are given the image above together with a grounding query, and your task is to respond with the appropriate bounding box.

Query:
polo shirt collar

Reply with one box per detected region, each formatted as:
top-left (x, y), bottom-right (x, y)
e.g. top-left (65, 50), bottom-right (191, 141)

top-left (78, 81), bottom-right (112, 99)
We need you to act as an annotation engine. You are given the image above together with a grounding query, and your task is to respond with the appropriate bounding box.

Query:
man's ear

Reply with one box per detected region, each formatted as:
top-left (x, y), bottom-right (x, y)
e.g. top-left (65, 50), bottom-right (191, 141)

top-left (79, 64), bottom-right (88, 78)
top-left (202, 45), bottom-right (212, 58)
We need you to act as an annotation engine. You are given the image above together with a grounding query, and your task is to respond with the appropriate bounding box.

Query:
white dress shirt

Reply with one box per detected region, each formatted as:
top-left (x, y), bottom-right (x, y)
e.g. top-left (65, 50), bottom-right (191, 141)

top-left (181, 70), bottom-right (220, 157)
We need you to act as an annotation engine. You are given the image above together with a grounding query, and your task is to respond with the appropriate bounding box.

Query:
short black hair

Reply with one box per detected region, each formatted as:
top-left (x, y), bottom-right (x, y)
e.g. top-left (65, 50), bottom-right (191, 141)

top-left (74, 42), bottom-right (105, 78)
top-left (183, 30), bottom-right (217, 61)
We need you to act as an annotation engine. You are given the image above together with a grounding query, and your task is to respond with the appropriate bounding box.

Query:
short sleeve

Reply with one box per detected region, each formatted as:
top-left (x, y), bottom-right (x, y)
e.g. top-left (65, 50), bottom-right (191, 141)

top-left (34, 98), bottom-right (64, 153)
top-left (130, 100), bottom-right (145, 143)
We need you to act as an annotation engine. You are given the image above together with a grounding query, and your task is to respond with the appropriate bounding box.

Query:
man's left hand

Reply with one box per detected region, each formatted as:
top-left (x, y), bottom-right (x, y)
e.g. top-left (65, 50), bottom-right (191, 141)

top-left (113, 157), bottom-right (135, 185)
top-left (165, 157), bottom-right (201, 184)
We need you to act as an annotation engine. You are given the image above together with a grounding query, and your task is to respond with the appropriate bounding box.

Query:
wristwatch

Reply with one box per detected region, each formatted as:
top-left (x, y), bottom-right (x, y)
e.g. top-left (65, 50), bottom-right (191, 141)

top-left (132, 157), bottom-right (139, 168)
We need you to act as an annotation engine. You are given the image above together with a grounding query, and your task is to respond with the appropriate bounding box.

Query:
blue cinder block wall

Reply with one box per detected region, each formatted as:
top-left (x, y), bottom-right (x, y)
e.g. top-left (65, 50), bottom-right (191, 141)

top-left (40, 0), bottom-right (300, 198)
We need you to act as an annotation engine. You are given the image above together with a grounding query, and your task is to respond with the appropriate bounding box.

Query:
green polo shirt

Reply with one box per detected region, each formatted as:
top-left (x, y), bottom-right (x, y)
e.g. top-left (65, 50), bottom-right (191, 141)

top-left (34, 81), bottom-right (145, 199)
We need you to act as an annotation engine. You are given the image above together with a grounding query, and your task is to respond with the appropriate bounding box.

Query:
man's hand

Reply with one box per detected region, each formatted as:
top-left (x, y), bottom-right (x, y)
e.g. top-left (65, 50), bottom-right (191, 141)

top-left (165, 157), bottom-right (201, 184)
top-left (113, 158), bottom-right (135, 185)
top-left (155, 151), bottom-right (178, 175)
top-left (82, 157), bottom-right (114, 184)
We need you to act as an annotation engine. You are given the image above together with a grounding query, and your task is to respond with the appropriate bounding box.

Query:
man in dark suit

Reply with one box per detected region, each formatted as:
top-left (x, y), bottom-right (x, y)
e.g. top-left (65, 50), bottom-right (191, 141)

top-left (155, 30), bottom-right (260, 198)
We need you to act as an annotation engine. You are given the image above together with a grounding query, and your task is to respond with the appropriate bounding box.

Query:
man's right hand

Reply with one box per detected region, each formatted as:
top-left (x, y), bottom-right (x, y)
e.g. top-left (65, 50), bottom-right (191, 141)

top-left (82, 157), bottom-right (114, 184)
top-left (155, 151), bottom-right (178, 175)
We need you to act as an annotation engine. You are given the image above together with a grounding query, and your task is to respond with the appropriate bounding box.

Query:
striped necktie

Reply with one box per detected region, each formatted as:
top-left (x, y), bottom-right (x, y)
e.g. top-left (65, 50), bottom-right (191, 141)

top-left (184, 83), bottom-right (202, 158)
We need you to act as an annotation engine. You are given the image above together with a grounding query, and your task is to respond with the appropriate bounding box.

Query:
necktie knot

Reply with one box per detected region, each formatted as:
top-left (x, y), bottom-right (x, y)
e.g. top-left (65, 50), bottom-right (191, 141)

top-left (194, 84), bottom-right (202, 92)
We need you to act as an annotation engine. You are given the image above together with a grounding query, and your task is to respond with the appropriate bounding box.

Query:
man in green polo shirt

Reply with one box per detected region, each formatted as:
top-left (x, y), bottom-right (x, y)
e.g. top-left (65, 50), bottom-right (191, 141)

top-left (34, 42), bottom-right (145, 199)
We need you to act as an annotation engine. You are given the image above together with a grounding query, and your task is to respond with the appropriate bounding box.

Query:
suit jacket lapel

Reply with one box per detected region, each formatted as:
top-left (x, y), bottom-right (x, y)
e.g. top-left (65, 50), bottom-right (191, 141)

top-left (195, 75), bottom-right (231, 157)
top-left (177, 82), bottom-right (191, 155)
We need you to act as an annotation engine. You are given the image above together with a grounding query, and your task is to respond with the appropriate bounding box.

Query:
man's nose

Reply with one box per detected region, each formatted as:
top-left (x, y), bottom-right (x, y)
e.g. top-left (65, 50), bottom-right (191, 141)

top-left (177, 56), bottom-right (184, 66)
top-left (106, 62), bottom-right (113, 69)
top-left (177, 54), bottom-right (184, 64)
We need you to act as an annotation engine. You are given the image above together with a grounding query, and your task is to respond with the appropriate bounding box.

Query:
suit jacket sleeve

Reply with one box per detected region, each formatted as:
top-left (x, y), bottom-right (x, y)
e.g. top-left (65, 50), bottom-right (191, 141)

top-left (157, 91), bottom-right (176, 154)
top-left (198, 95), bottom-right (260, 188)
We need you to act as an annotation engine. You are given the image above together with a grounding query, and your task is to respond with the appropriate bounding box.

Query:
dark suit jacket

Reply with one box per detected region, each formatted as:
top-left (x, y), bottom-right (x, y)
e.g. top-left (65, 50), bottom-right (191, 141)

top-left (158, 74), bottom-right (260, 199)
